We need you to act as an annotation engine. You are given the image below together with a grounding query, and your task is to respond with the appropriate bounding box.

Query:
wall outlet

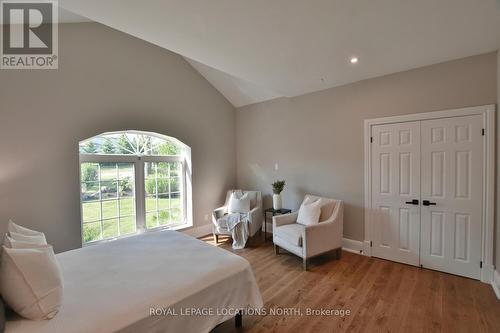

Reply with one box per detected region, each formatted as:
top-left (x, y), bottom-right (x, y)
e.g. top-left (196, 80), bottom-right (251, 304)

top-left (274, 163), bottom-right (279, 171)
top-left (204, 214), bottom-right (209, 221)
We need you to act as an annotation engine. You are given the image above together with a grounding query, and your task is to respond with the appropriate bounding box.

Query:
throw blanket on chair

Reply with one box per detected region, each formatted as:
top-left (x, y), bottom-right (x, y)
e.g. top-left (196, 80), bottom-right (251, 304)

top-left (215, 213), bottom-right (249, 249)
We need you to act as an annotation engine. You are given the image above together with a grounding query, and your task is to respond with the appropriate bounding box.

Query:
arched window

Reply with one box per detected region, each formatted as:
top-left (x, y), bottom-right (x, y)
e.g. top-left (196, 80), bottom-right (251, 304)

top-left (79, 131), bottom-right (192, 244)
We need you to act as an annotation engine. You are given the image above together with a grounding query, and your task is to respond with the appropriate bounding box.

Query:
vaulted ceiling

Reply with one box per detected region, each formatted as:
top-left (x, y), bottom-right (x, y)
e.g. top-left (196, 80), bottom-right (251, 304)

top-left (59, 0), bottom-right (500, 107)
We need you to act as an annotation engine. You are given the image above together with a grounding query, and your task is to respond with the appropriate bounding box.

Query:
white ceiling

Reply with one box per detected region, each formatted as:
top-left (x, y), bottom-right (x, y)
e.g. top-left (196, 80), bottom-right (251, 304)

top-left (185, 57), bottom-right (281, 107)
top-left (59, 0), bottom-right (500, 107)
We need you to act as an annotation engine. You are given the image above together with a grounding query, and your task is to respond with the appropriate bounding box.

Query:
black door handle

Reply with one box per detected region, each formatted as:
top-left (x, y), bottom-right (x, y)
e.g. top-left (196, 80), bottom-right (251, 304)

top-left (405, 199), bottom-right (419, 205)
top-left (422, 200), bottom-right (436, 206)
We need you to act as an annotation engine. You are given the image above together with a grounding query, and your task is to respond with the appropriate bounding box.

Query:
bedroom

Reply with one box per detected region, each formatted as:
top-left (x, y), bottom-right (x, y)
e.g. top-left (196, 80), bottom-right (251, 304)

top-left (0, 1), bottom-right (499, 332)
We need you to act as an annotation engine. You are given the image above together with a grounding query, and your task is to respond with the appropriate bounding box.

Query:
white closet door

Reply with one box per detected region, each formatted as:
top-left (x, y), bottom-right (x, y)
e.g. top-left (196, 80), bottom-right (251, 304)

top-left (371, 121), bottom-right (421, 266)
top-left (420, 115), bottom-right (483, 279)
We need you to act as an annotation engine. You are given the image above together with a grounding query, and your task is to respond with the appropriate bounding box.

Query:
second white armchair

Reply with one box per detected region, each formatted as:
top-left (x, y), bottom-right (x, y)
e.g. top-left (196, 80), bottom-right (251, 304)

top-left (272, 194), bottom-right (343, 270)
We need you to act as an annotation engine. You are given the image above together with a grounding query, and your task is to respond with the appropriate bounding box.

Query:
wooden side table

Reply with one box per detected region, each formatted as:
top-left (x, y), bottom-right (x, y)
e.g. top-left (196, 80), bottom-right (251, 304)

top-left (263, 208), bottom-right (292, 241)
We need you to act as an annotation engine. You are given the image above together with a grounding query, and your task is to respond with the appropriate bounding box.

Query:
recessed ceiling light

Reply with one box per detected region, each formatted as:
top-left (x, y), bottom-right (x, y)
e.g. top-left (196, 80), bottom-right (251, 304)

top-left (350, 57), bottom-right (359, 64)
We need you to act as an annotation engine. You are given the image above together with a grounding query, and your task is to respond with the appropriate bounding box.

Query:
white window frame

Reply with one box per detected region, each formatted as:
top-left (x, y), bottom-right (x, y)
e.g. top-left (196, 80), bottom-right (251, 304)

top-left (78, 132), bottom-right (193, 246)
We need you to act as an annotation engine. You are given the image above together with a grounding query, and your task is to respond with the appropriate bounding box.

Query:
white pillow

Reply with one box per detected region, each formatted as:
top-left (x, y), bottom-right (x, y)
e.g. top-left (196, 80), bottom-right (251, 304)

top-left (8, 231), bottom-right (47, 245)
top-left (296, 199), bottom-right (322, 226)
top-left (1, 245), bottom-right (63, 320)
top-left (3, 234), bottom-right (44, 249)
top-left (8, 220), bottom-right (41, 236)
top-left (7, 220), bottom-right (47, 245)
top-left (228, 191), bottom-right (251, 214)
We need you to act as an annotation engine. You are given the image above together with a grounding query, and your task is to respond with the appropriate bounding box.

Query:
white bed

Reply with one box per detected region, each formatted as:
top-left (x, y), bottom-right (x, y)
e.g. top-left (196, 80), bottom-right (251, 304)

top-left (6, 230), bottom-right (263, 333)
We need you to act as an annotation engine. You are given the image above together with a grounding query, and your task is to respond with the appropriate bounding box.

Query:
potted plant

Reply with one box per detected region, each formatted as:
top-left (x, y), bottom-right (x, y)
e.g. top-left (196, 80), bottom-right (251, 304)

top-left (271, 180), bottom-right (286, 210)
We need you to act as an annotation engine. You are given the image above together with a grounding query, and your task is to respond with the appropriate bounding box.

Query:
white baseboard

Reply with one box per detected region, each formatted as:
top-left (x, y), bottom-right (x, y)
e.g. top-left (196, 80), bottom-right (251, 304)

top-left (180, 224), bottom-right (212, 238)
top-left (342, 238), bottom-right (365, 255)
top-left (363, 240), bottom-right (372, 256)
top-left (491, 270), bottom-right (500, 299)
top-left (481, 263), bottom-right (494, 284)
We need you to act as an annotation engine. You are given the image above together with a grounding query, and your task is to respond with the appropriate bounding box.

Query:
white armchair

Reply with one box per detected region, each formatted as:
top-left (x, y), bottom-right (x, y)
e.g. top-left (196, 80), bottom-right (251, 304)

top-left (212, 190), bottom-right (263, 244)
top-left (272, 194), bottom-right (343, 270)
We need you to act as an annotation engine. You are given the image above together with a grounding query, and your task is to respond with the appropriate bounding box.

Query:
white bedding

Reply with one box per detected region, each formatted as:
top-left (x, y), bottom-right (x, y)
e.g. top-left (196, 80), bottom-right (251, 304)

top-left (214, 213), bottom-right (249, 249)
top-left (6, 230), bottom-right (263, 333)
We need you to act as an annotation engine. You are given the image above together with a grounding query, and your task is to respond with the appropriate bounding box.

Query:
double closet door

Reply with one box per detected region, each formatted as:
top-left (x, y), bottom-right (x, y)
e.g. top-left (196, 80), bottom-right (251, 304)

top-left (371, 115), bottom-right (483, 279)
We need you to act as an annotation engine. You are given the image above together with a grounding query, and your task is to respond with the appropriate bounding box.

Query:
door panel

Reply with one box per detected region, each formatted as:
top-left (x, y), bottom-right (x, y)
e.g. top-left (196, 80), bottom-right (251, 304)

top-left (430, 211), bottom-right (444, 256)
top-left (430, 151), bottom-right (445, 197)
top-left (371, 121), bottom-right (421, 266)
top-left (420, 115), bottom-right (483, 279)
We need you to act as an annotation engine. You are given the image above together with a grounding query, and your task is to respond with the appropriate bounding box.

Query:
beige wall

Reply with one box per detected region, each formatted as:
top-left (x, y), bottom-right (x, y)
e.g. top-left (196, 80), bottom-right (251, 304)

top-left (0, 23), bottom-right (236, 252)
top-left (236, 52), bottom-right (497, 241)
top-left (0, 22), bottom-right (496, 254)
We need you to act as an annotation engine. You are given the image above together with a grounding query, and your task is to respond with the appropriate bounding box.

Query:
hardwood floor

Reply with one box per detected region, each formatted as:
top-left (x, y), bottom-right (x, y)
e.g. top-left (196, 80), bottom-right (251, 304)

top-left (204, 234), bottom-right (500, 333)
